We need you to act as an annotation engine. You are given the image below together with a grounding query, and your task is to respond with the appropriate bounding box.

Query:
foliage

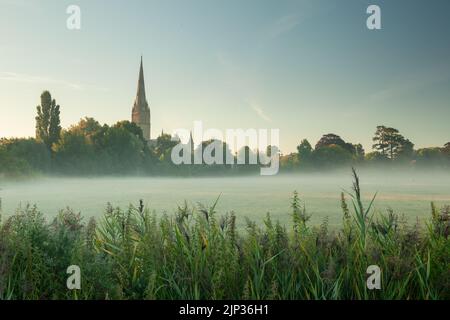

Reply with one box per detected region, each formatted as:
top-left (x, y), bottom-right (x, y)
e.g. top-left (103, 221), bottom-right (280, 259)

top-left (35, 91), bottom-right (61, 152)
top-left (0, 171), bottom-right (448, 300)
top-left (0, 138), bottom-right (50, 173)
top-left (2, 90), bottom-right (450, 177)
top-left (312, 144), bottom-right (353, 168)
top-left (296, 139), bottom-right (313, 167)
top-left (372, 126), bottom-right (414, 161)
top-left (315, 133), bottom-right (355, 154)
top-left (415, 148), bottom-right (448, 167)
top-left (0, 145), bottom-right (33, 177)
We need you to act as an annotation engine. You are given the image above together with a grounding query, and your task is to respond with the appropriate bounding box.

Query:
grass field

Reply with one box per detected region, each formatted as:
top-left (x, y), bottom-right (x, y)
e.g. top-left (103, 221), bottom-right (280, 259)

top-left (0, 170), bottom-right (448, 300)
top-left (1, 169), bottom-right (450, 229)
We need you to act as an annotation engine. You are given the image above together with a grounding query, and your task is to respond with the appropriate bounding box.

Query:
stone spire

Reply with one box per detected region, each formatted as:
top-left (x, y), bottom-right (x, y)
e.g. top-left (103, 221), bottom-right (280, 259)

top-left (136, 56), bottom-right (146, 106)
top-left (132, 56), bottom-right (151, 141)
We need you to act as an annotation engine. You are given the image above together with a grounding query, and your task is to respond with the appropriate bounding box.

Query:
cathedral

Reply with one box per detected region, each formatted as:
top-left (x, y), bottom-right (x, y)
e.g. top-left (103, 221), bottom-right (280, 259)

top-left (131, 56), bottom-right (152, 142)
top-left (131, 57), bottom-right (189, 149)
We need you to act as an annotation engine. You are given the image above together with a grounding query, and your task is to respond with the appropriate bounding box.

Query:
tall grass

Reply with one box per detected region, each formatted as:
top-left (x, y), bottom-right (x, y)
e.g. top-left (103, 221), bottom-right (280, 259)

top-left (0, 170), bottom-right (448, 300)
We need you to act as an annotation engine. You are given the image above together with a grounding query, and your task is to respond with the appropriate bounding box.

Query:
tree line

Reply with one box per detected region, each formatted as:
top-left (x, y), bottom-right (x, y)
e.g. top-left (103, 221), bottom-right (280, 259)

top-left (1, 91), bottom-right (449, 177)
top-left (281, 127), bottom-right (450, 171)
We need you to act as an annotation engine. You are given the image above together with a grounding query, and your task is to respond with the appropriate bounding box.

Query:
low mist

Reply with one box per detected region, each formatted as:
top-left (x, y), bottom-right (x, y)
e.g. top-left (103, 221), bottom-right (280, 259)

top-left (1, 168), bottom-right (449, 227)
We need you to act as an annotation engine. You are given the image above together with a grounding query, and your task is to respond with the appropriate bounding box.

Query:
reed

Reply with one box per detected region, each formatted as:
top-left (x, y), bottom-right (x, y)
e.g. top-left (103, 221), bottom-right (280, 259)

top-left (0, 170), bottom-right (448, 300)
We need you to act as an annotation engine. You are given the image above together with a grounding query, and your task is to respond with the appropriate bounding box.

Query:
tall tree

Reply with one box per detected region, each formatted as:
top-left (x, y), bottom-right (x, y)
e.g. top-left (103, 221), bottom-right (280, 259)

top-left (372, 126), bottom-right (410, 160)
top-left (297, 139), bottom-right (313, 164)
top-left (35, 91), bottom-right (61, 152)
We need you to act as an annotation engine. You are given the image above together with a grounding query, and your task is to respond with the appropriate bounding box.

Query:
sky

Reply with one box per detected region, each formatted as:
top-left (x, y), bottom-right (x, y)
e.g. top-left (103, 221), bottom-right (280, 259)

top-left (0, 0), bottom-right (449, 154)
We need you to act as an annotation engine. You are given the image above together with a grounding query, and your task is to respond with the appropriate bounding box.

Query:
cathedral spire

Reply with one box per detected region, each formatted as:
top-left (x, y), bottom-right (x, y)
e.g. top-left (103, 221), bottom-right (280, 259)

top-left (136, 55), bottom-right (147, 106)
top-left (132, 56), bottom-right (151, 141)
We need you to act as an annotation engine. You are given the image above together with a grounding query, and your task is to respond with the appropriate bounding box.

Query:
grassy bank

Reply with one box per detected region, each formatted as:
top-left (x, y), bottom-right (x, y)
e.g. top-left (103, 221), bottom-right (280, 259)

top-left (0, 170), bottom-right (448, 300)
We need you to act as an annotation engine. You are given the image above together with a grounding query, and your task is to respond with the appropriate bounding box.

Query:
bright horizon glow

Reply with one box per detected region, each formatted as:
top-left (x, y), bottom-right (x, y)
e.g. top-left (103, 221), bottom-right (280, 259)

top-left (1, 0), bottom-right (449, 154)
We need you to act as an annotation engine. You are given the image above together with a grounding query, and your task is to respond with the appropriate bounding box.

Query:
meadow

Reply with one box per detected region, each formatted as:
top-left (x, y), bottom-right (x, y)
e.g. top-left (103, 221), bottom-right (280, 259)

top-left (1, 169), bottom-right (450, 228)
top-left (0, 169), bottom-right (448, 300)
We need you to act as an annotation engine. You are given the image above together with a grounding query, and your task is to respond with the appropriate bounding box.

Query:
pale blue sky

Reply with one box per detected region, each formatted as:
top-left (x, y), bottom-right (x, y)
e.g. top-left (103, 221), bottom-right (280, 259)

top-left (0, 0), bottom-right (449, 153)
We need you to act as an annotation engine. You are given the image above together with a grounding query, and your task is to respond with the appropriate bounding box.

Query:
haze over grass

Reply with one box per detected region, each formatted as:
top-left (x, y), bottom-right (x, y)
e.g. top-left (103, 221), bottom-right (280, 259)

top-left (1, 169), bottom-right (449, 228)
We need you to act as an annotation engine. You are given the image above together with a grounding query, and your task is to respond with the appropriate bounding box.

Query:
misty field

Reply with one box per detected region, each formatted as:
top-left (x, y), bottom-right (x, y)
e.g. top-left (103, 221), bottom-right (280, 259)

top-left (1, 169), bottom-right (450, 228)
top-left (0, 169), bottom-right (449, 300)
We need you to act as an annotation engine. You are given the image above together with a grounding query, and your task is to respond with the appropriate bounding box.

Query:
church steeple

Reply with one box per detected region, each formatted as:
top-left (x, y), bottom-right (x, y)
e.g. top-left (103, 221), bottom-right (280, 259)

top-left (132, 56), bottom-right (151, 141)
top-left (136, 55), bottom-right (147, 106)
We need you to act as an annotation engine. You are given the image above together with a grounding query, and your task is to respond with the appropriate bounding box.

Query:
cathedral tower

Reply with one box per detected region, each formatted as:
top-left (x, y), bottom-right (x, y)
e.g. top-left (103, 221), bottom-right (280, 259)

top-left (132, 56), bottom-right (151, 141)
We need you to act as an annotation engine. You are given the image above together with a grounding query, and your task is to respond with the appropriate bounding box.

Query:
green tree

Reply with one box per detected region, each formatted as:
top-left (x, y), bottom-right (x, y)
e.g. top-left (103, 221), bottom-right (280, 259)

top-left (69, 117), bottom-right (102, 142)
top-left (296, 139), bottom-right (313, 166)
top-left (373, 126), bottom-right (397, 158)
top-left (53, 131), bottom-right (96, 174)
top-left (352, 143), bottom-right (365, 161)
top-left (443, 142), bottom-right (450, 157)
top-left (372, 125), bottom-right (413, 160)
top-left (396, 138), bottom-right (415, 161)
top-left (365, 151), bottom-right (388, 163)
top-left (0, 138), bottom-right (50, 172)
top-left (155, 133), bottom-right (179, 162)
top-left (0, 145), bottom-right (33, 177)
top-left (113, 120), bottom-right (146, 145)
top-left (280, 153), bottom-right (300, 171)
top-left (101, 126), bottom-right (145, 173)
top-left (312, 144), bottom-right (353, 168)
top-left (416, 147), bottom-right (446, 167)
top-left (315, 134), bottom-right (354, 154)
top-left (35, 91), bottom-right (62, 152)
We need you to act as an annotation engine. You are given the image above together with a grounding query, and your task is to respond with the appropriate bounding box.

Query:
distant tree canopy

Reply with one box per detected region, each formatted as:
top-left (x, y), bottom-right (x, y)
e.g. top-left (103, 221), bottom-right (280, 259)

top-left (443, 142), bottom-right (450, 156)
top-left (192, 139), bottom-right (234, 166)
top-left (156, 133), bottom-right (179, 162)
top-left (68, 117), bottom-right (102, 141)
top-left (313, 144), bottom-right (353, 168)
top-left (0, 143), bottom-right (33, 177)
top-left (282, 127), bottom-right (449, 172)
top-left (415, 147), bottom-right (447, 167)
top-left (53, 118), bottom-right (148, 174)
top-left (114, 120), bottom-right (147, 145)
top-left (288, 134), bottom-right (366, 170)
top-left (0, 138), bottom-right (50, 173)
top-left (1, 90), bottom-right (449, 177)
top-left (315, 134), bottom-right (353, 153)
top-left (53, 130), bottom-right (96, 173)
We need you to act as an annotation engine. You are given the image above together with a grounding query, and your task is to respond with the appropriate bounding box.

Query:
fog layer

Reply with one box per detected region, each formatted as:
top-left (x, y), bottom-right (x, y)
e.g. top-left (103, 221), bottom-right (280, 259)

top-left (1, 169), bottom-right (449, 227)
